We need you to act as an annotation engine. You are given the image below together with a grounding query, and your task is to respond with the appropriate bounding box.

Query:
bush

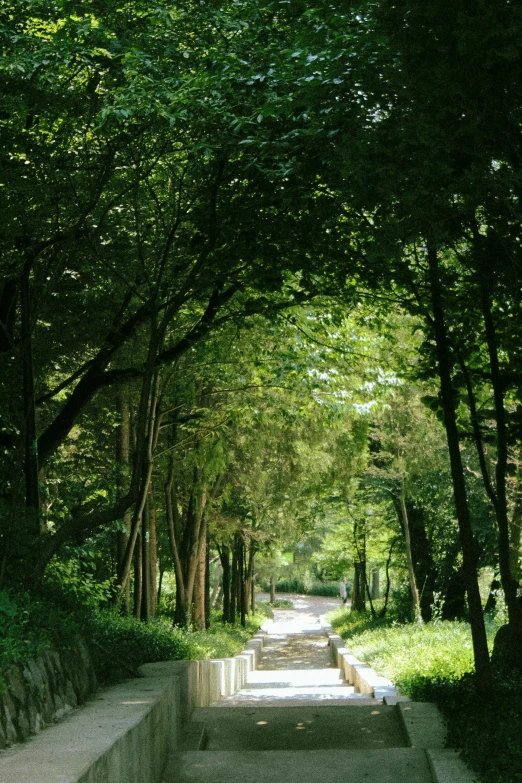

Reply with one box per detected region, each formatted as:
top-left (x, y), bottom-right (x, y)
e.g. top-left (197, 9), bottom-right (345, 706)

top-left (0, 589), bottom-right (84, 692)
top-left (413, 674), bottom-right (522, 783)
top-left (259, 579), bottom-right (339, 597)
top-left (188, 613), bottom-right (262, 659)
top-left (85, 610), bottom-right (199, 684)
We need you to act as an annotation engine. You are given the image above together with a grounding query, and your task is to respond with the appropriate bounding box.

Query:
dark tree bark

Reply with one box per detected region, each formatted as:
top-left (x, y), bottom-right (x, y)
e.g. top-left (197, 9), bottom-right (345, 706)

top-left (133, 530), bottom-right (142, 619)
top-left (115, 390), bottom-right (131, 613)
top-left (351, 562), bottom-right (366, 612)
top-left (205, 537), bottom-right (211, 630)
top-left (230, 543), bottom-right (238, 623)
top-left (149, 501), bottom-right (157, 617)
top-left (239, 537), bottom-right (246, 627)
top-left (193, 516), bottom-right (207, 630)
top-left (20, 266), bottom-right (39, 530)
top-left (140, 498), bottom-right (151, 622)
top-left (478, 268), bottom-right (522, 636)
top-left (427, 242), bottom-right (492, 689)
top-left (218, 546), bottom-right (231, 623)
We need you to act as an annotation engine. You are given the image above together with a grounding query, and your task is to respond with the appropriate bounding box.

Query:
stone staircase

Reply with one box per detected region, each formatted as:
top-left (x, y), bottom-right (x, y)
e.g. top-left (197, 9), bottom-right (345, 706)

top-left (164, 618), bottom-right (477, 783)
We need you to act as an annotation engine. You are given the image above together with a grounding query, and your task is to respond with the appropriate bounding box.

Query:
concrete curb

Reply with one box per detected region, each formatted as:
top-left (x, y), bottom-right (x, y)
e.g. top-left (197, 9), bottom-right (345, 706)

top-left (427, 749), bottom-right (479, 783)
top-left (319, 618), bottom-right (478, 782)
top-left (319, 617), bottom-right (400, 701)
top-left (0, 629), bottom-right (268, 783)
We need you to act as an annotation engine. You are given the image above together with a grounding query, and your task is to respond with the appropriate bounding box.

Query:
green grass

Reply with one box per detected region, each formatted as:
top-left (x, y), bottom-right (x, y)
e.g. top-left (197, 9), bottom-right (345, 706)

top-left (329, 607), bottom-right (483, 693)
top-left (329, 606), bottom-right (522, 783)
top-left (188, 614), bottom-right (263, 659)
top-left (256, 598), bottom-right (294, 611)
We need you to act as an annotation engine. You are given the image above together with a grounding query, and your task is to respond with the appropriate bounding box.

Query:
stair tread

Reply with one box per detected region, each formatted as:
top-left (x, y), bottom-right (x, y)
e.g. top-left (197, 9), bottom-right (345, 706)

top-left (165, 748), bottom-right (432, 783)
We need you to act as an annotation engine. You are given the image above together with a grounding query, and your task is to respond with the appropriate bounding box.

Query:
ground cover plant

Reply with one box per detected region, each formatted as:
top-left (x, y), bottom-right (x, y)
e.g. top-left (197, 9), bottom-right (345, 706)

top-left (256, 598), bottom-right (294, 611)
top-left (0, 589), bottom-right (264, 690)
top-left (260, 579), bottom-right (339, 597)
top-left (329, 606), bottom-right (521, 783)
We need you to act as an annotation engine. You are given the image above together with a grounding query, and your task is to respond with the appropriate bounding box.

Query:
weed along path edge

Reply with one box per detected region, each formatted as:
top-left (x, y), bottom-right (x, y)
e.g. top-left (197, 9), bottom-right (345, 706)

top-left (168, 594), bottom-right (479, 783)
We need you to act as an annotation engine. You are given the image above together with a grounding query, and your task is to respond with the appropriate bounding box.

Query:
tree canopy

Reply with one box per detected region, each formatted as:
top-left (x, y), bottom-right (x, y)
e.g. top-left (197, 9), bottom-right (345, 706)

top-left (1, 0), bottom-right (522, 687)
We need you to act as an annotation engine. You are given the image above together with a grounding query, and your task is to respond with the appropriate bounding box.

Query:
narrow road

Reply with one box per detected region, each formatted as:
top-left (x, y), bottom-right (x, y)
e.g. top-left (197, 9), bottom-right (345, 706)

top-left (165, 594), bottom-right (436, 783)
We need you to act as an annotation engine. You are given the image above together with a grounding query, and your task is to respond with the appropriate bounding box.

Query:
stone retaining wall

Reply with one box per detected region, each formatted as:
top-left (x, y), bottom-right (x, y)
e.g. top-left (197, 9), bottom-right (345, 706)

top-left (0, 639), bottom-right (97, 750)
top-left (0, 633), bottom-right (266, 783)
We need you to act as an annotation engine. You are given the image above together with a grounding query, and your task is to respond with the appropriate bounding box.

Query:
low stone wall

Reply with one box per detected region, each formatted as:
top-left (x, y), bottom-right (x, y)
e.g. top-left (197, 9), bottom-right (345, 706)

top-left (0, 639), bottom-right (97, 750)
top-left (0, 633), bottom-right (266, 783)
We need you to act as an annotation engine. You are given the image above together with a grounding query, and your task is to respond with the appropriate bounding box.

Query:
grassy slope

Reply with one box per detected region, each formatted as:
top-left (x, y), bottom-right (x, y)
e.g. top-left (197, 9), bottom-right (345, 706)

top-left (328, 607), bottom-right (522, 783)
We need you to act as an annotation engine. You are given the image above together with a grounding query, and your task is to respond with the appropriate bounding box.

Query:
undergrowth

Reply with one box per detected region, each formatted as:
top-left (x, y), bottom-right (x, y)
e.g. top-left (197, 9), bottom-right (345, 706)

top-left (329, 606), bottom-right (521, 783)
top-left (0, 588), bottom-right (264, 691)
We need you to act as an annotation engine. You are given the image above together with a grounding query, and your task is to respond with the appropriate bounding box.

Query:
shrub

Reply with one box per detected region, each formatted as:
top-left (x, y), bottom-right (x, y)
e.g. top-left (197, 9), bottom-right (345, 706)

top-left (188, 613), bottom-right (263, 659)
top-left (259, 579), bottom-right (339, 597)
top-left (0, 589), bottom-right (85, 692)
top-left (85, 610), bottom-right (199, 684)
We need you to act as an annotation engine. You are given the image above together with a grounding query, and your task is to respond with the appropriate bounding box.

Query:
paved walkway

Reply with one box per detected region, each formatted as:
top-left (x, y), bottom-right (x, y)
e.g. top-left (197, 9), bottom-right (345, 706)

top-left (165, 596), bottom-right (436, 783)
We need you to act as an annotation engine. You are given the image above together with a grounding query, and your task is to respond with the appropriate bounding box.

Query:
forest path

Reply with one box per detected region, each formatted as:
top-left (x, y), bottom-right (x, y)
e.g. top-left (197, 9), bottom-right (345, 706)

top-left (164, 601), bottom-right (438, 783)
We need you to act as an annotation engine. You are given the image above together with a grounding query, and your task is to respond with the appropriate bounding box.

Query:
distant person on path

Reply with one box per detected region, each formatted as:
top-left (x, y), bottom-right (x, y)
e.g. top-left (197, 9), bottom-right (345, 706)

top-left (340, 578), bottom-right (347, 605)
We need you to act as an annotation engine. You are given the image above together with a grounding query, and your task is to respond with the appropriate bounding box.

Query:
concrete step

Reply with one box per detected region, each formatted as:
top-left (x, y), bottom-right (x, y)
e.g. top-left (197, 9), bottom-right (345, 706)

top-left (220, 685), bottom-right (358, 702)
top-left (189, 704), bottom-right (409, 751)
top-left (181, 721), bottom-right (207, 751)
top-left (246, 668), bottom-right (344, 686)
top-left (164, 748), bottom-right (433, 783)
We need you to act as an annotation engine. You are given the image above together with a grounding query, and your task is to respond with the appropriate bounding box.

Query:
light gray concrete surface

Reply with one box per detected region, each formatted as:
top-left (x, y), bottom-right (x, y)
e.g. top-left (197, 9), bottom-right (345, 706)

top-left (192, 703), bottom-right (409, 751)
top-left (168, 748), bottom-right (433, 783)
top-left (0, 639), bottom-right (267, 783)
top-left (0, 674), bottom-right (179, 783)
top-left (427, 750), bottom-right (479, 783)
top-left (398, 702), bottom-right (447, 749)
top-left (168, 599), bottom-right (479, 783)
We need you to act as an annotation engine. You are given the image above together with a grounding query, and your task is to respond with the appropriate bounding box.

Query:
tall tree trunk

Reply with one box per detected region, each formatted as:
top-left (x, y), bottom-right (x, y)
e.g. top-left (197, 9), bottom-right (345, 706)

top-left (210, 562), bottom-right (222, 608)
top-left (193, 517), bottom-right (207, 630)
top-left (205, 537), bottom-right (211, 630)
top-left (115, 391), bottom-right (131, 612)
top-left (140, 498), bottom-right (151, 622)
top-left (20, 265), bottom-right (39, 532)
top-left (239, 537), bottom-right (246, 627)
top-left (427, 242), bottom-right (492, 689)
top-left (116, 322), bottom-right (162, 604)
top-left (352, 562), bottom-right (366, 612)
top-left (509, 502), bottom-right (521, 582)
top-left (148, 501), bottom-right (157, 617)
top-left (478, 271), bottom-right (522, 634)
top-left (371, 568), bottom-right (380, 600)
top-left (133, 531), bottom-right (142, 619)
top-left (270, 574), bottom-right (276, 603)
top-left (230, 541), bottom-right (239, 623)
top-left (157, 566), bottom-right (165, 606)
top-left (246, 544), bottom-right (255, 615)
top-left (219, 546), bottom-right (231, 623)
top-left (398, 480), bottom-right (423, 624)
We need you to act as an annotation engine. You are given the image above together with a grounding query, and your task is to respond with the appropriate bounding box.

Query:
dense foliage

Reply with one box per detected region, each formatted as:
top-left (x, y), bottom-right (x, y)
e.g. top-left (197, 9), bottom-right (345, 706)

top-left (1, 6), bottom-right (521, 777)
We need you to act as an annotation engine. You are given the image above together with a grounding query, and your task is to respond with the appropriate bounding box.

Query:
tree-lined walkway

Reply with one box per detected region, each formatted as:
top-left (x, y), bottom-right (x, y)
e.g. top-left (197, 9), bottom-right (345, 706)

top-left (165, 601), bottom-right (437, 783)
